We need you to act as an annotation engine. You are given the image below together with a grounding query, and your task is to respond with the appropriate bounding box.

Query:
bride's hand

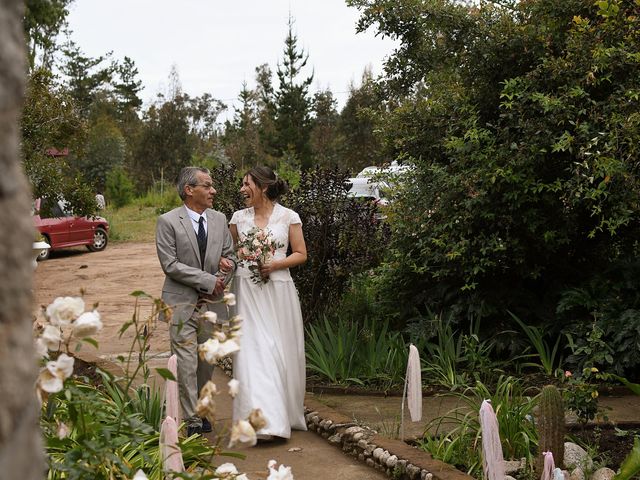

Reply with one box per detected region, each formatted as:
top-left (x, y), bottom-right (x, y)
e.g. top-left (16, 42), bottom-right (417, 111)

top-left (259, 259), bottom-right (280, 279)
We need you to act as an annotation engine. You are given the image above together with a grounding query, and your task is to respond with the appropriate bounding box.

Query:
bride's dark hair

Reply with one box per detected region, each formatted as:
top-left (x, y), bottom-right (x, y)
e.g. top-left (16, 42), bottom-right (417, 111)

top-left (246, 166), bottom-right (289, 201)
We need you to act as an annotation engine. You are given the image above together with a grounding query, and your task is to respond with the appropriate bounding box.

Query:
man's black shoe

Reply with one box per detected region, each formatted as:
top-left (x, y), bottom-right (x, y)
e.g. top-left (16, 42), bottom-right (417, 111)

top-left (186, 425), bottom-right (202, 437)
top-left (201, 418), bottom-right (212, 433)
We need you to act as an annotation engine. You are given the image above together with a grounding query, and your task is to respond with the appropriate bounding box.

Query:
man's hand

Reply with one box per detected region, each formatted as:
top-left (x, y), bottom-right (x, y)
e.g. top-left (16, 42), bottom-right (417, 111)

top-left (213, 276), bottom-right (226, 296)
top-left (218, 257), bottom-right (233, 273)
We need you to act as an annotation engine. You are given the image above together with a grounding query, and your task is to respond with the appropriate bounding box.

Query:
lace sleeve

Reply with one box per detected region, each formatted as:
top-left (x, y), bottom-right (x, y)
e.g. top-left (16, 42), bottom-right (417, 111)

top-left (229, 209), bottom-right (241, 225)
top-left (289, 209), bottom-right (302, 226)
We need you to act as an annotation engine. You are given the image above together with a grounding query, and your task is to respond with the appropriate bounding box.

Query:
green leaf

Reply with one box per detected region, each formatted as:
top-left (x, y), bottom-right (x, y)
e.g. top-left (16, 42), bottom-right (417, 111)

top-left (155, 368), bottom-right (176, 382)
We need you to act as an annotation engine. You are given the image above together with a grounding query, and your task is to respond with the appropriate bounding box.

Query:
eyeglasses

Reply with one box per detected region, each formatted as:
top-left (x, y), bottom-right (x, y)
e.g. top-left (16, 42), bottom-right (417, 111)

top-left (190, 183), bottom-right (214, 189)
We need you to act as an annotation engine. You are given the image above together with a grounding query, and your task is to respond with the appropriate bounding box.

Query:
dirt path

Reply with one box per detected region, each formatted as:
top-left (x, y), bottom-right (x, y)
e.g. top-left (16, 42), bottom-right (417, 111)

top-left (34, 243), bottom-right (170, 358)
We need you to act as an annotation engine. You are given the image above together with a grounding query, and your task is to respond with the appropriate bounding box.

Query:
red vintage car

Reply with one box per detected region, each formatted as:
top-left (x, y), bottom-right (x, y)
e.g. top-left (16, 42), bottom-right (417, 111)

top-left (33, 198), bottom-right (109, 260)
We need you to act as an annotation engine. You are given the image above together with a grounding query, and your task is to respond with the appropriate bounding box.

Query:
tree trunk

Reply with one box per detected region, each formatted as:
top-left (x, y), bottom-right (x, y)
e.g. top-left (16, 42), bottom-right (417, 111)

top-left (0, 0), bottom-right (45, 477)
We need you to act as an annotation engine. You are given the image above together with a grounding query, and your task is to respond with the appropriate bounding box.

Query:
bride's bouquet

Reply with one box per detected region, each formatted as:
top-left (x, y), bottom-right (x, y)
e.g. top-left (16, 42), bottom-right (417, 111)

top-left (236, 226), bottom-right (283, 284)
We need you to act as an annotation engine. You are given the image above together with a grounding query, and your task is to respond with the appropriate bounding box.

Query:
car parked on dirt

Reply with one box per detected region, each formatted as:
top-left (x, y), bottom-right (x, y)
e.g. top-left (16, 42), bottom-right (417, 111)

top-left (33, 197), bottom-right (109, 260)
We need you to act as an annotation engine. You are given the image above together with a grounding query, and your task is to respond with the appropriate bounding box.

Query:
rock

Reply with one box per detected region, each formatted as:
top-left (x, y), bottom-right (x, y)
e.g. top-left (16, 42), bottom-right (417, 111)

top-left (379, 450), bottom-right (390, 464)
top-left (345, 426), bottom-right (364, 435)
top-left (407, 464), bottom-right (421, 479)
top-left (327, 433), bottom-right (343, 445)
top-left (568, 468), bottom-right (584, 480)
top-left (386, 455), bottom-right (398, 468)
top-left (421, 473), bottom-right (433, 480)
top-left (591, 467), bottom-right (615, 480)
top-left (564, 442), bottom-right (593, 470)
top-left (353, 432), bottom-right (364, 441)
top-left (373, 447), bottom-right (384, 461)
top-left (504, 458), bottom-right (526, 474)
top-left (357, 439), bottom-right (368, 449)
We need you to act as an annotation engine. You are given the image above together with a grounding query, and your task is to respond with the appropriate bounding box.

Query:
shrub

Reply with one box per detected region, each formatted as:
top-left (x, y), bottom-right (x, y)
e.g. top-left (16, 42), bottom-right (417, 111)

top-left (106, 166), bottom-right (135, 208)
top-left (283, 167), bottom-right (388, 320)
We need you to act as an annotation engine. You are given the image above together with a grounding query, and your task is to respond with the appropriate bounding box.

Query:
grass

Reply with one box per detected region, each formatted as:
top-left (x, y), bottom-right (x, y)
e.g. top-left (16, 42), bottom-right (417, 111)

top-left (103, 204), bottom-right (159, 243)
top-left (102, 188), bottom-right (182, 244)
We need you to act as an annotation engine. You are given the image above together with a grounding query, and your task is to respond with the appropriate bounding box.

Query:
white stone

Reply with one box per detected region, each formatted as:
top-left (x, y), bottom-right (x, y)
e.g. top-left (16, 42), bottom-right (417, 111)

top-left (591, 467), bottom-right (615, 480)
top-left (328, 433), bottom-right (342, 445)
top-left (373, 447), bottom-right (384, 461)
top-left (345, 426), bottom-right (364, 435)
top-left (386, 455), bottom-right (398, 468)
top-left (421, 473), bottom-right (433, 480)
top-left (504, 458), bottom-right (526, 474)
top-left (379, 451), bottom-right (390, 464)
top-left (564, 442), bottom-right (593, 470)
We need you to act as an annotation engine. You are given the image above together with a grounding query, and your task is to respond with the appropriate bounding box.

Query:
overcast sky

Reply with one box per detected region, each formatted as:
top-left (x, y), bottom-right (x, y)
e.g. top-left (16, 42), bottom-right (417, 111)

top-left (65, 0), bottom-right (397, 120)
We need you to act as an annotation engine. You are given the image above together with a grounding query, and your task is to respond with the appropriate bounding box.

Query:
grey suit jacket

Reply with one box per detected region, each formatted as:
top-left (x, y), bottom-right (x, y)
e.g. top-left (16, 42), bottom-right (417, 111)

top-left (156, 205), bottom-right (236, 324)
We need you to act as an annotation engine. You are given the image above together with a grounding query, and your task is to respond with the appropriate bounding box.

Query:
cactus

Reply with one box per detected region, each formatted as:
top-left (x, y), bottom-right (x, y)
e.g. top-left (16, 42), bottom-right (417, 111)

top-left (537, 384), bottom-right (566, 472)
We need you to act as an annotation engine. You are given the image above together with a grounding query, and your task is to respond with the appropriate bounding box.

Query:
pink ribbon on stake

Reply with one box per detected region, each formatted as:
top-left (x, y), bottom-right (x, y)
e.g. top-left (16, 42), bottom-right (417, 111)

top-left (160, 416), bottom-right (185, 473)
top-left (541, 451), bottom-right (555, 480)
top-left (165, 354), bottom-right (180, 426)
top-left (479, 399), bottom-right (505, 480)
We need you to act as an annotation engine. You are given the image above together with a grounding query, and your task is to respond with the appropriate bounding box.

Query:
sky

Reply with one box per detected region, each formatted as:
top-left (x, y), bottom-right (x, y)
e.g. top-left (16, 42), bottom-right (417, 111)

top-left (65, 0), bottom-right (397, 120)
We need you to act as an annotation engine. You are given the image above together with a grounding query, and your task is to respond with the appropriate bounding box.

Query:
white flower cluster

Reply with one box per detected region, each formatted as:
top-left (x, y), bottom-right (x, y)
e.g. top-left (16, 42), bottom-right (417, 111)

top-left (34, 296), bottom-right (103, 399)
top-left (198, 312), bottom-right (242, 365)
top-left (228, 408), bottom-right (268, 448)
top-left (133, 458), bottom-right (294, 480)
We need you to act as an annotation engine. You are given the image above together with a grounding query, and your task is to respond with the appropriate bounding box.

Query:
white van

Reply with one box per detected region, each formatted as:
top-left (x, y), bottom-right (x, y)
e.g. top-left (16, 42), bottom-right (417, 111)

top-left (345, 176), bottom-right (388, 205)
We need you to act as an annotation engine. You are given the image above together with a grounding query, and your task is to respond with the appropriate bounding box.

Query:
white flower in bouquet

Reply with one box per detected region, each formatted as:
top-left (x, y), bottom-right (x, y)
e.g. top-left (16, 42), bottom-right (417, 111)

top-left (72, 310), bottom-right (102, 338)
top-left (46, 296), bottom-right (85, 326)
top-left (228, 419), bottom-right (257, 447)
top-left (199, 338), bottom-right (240, 364)
top-left (132, 470), bottom-right (149, 480)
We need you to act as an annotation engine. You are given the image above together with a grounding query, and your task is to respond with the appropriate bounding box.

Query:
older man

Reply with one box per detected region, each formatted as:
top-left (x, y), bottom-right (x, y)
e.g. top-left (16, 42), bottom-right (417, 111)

top-left (156, 166), bottom-right (236, 436)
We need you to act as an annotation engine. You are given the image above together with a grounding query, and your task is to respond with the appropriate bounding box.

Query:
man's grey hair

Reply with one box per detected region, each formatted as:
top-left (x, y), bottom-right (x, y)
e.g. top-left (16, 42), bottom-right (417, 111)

top-left (176, 166), bottom-right (210, 200)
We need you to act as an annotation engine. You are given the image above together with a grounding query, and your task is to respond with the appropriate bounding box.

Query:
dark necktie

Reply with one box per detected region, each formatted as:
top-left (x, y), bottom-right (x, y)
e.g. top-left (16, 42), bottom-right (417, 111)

top-left (197, 216), bottom-right (207, 268)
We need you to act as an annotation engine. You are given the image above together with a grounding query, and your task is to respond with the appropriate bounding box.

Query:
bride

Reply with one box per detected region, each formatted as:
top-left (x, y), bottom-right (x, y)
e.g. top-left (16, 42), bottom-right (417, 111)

top-left (229, 165), bottom-right (307, 440)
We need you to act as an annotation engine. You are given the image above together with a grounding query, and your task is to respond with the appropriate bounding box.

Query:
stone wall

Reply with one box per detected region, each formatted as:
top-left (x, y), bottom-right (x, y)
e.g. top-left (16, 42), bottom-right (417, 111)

top-left (305, 397), bottom-right (473, 480)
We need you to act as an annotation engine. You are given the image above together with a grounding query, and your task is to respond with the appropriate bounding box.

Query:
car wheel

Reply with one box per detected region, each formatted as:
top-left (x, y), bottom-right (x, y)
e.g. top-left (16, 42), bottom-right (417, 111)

top-left (37, 235), bottom-right (51, 261)
top-left (87, 227), bottom-right (108, 252)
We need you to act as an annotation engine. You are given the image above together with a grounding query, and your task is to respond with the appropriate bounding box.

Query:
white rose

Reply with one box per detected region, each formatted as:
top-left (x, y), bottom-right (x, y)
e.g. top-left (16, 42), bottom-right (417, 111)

top-left (56, 422), bottom-right (70, 439)
top-left (223, 292), bottom-right (236, 306)
top-left (38, 353), bottom-right (75, 393)
top-left (40, 325), bottom-right (62, 351)
top-left (267, 463), bottom-right (294, 480)
top-left (46, 296), bottom-right (85, 326)
top-left (202, 311), bottom-right (218, 324)
top-left (132, 470), bottom-right (149, 480)
top-left (248, 408), bottom-right (268, 431)
top-left (214, 463), bottom-right (239, 476)
top-left (267, 461), bottom-right (294, 480)
top-left (227, 379), bottom-right (240, 398)
top-left (34, 338), bottom-right (49, 358)
top-left (72, 310), bottom-right (102, 338)
top-left (198, 338), bottom-right (221, 364)
top-left (218, 339), bottom-right (240, 357)
top-left (228, 420), bottom-right (257, 448)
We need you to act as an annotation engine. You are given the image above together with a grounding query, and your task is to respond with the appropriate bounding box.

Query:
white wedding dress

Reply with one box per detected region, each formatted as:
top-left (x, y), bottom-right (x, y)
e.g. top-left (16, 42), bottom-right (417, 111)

top-left (229, 203), bottom-right (307, 438)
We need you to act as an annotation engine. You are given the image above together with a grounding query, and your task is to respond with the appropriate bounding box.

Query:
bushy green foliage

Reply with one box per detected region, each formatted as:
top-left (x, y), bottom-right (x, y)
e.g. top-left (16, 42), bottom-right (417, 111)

top-left (106, 166), bottom-right (135, 208)
top-left (349, 0), bottom-right (640, 353)
top-left (305, 315), bottom-right (408, 388)
top-left (558, 262), bottom-right (640, 375)
top-left (283, 168), bottom-right (388, 319)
